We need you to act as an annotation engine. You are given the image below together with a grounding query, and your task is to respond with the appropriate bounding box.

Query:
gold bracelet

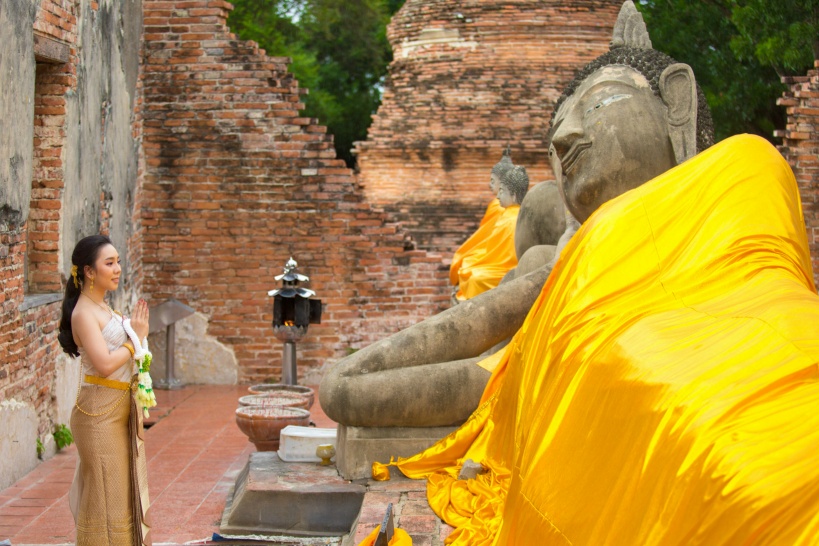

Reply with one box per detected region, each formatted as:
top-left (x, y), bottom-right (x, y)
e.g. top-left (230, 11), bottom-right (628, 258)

top-left (122, 341), bottom-right (135, 358)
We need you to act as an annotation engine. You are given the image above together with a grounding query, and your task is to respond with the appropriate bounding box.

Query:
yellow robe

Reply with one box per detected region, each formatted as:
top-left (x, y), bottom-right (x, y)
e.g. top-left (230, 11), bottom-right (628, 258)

top-left (383, 135), bottom-right (819, 545)
top-left (449, 199), bottom-right (504, 286)
top-left (453, 204), bottom-right (520, 301)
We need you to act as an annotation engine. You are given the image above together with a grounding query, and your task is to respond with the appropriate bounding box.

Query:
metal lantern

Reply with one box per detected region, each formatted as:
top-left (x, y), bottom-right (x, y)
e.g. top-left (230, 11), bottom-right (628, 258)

top-left (268, 258), bottom-right (322, 385)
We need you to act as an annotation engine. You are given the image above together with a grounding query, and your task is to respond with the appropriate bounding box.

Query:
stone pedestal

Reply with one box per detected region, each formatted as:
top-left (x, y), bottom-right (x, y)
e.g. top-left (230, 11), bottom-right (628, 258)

top-left (220, 452), bottom-right (365, 537)
top-left (335, 424), bottom-right (457, 481)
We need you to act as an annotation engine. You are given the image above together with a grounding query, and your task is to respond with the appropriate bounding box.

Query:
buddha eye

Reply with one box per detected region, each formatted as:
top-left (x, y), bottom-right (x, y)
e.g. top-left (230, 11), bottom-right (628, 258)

top-left (586, 93), bottom-right (632, 115)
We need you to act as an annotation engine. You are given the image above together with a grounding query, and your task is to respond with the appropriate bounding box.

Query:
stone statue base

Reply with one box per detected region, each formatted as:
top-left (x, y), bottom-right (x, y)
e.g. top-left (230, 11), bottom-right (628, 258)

top-left (220, 451), bottom-right (364, 537)
top-left (336, 424), bottom-right (458, 480)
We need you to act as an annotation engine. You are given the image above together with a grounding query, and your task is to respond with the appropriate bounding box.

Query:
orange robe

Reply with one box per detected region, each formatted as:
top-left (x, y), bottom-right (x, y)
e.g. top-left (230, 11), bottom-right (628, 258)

top-left (378, 135), bottom-right (819, 545)
top-left (449, 199), bottom-right (504, 286)
top-left (452, 204), bottom-right (519, 301)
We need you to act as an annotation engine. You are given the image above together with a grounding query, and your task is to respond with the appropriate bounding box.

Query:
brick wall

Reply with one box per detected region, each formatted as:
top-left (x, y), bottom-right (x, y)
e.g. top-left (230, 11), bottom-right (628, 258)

top-left (140, 0), bottom-right (450, 384)
top-left (777, 59), bottom-right (819, 286)
top-left (29, 6), bottom-right (80, 295)
top-left (355, 0), bottom-right (621, 253)
top-left (1, 0), bottom-right (144, 461)
top-left (1, 0), bottom-right (81, 442)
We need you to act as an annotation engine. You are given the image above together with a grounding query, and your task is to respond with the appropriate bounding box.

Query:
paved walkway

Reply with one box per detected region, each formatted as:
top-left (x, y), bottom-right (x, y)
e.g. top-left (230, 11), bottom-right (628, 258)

top-left (0, 385), bottom-right (451, 546)
top-left (0, 385), bottom-right (333, 545)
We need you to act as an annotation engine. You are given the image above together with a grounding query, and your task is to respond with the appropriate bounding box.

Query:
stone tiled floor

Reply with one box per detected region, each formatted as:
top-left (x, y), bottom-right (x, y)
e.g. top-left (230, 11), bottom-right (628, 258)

top-left (0, 385), bottom-right (333, 545)
top-left (0, 385), bottom-right (451, 546)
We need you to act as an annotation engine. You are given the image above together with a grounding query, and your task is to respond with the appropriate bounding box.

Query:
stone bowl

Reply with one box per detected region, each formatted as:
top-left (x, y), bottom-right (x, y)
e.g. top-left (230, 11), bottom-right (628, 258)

top-left (235, 406), bottom-right (311, 452)
top-left (247, 384), bottom-right (315, 410)
top-left (238, 392), bottom-right (309, 410)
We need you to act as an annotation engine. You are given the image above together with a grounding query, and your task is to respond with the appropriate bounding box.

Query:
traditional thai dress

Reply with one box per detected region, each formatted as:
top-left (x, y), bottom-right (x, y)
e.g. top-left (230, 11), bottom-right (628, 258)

top-left (69, 316), bottom-right (152, 546)
top-left (379, 135), bottom-right (819, 545)
top-left (453, 203), bottom-right (520, 301)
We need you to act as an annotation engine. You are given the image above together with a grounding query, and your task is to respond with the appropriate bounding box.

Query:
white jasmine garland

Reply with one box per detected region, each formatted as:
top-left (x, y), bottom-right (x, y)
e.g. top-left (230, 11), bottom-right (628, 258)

top-left (122, 318), bottom-right (157, 418)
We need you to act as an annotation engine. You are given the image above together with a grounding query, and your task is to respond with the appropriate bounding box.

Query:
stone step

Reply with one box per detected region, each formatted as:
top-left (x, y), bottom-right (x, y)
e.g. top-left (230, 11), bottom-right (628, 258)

top-left (220, 452), bottom-right (365, 538)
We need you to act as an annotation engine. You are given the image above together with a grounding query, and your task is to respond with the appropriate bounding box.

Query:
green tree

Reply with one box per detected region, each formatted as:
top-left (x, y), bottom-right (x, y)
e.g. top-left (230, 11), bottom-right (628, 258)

top-left (228, 0), bottom-right (405, 167)
top-left (636, 0), bottom-right (817, 143)
top-left (730, 0), bottom-right (819, 75)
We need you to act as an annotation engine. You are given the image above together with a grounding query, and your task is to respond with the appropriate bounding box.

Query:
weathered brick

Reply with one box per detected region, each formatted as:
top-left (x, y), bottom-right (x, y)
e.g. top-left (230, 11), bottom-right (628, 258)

top-left (779, 63), bottom-right (819, 286)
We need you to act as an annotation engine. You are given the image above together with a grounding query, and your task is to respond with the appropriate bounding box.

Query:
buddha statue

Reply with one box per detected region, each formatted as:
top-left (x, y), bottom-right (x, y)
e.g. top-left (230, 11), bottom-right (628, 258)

top-left (374, 3), bottom-right (819, 544)
top-left (452, 165), bottom-right (530, 302)
top-left (449, 149), bottom-right (515, 303)
top-left (320, 0), bottom-right (712, 430)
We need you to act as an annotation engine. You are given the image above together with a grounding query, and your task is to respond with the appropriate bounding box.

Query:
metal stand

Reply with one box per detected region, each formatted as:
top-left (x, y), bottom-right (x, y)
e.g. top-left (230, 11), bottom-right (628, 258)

top-left (281, 341), bottom-right (297, 385)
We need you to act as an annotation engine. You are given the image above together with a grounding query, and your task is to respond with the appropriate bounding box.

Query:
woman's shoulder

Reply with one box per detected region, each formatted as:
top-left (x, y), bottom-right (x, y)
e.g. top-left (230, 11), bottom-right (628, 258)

top-left (71, 300), bottom-right (110, 331)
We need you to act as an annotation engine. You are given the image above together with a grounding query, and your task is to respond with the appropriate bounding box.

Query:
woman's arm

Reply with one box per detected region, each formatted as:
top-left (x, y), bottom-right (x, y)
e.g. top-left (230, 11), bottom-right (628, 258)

top-left (71, 310), bottom-right (132, 377)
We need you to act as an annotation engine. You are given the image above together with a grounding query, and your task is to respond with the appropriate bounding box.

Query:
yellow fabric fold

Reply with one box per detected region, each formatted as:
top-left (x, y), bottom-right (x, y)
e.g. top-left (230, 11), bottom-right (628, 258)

top-left (450, 199), bottom-right (503, 286)
top-left (454, 205), bottom-right (520, 301)
top-left (388, 135), bottom-right (819, 545)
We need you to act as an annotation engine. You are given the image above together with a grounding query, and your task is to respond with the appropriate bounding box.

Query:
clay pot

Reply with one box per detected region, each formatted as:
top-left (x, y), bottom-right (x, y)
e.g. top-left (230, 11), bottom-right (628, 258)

top-left (235, 406), bottom-right (311, 451)
top-left (238, 393), bottom-right (309, 410)
top-left (247, 384), bottom-right (315, 410)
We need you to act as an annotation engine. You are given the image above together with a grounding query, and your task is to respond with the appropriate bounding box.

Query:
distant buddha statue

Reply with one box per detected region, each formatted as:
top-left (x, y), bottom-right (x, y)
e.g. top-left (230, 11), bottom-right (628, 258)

top-left (449, 149), bottom-right (514, 302)
top-left (374, 2), bottom-right (819, 545)
top-left (453, 164), bottom-right (530, 301)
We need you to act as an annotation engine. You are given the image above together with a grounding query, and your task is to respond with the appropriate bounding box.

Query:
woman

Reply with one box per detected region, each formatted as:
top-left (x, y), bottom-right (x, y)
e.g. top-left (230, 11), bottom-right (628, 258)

top-left (58, 235), bottom-right (152, 546)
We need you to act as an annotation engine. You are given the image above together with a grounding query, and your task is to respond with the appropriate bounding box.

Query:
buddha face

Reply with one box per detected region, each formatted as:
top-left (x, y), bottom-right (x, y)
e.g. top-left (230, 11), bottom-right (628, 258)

top-left (490, 172), bottom-right (500, 193)
top-left (549, 65), bottom-right (677, 222)
top-left (497, 184), bottom-right (516, 208)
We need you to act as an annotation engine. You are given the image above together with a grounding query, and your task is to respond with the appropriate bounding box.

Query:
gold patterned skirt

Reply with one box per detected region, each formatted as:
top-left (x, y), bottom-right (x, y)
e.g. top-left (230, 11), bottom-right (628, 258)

top-left (69, 376), bottom-right (152, 546)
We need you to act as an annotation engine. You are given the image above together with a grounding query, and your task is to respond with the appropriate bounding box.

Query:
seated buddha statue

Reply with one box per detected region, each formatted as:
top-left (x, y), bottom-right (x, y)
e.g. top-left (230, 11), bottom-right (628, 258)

top-left (449, 149), bottom-right (513, 303)
top-left (452, 165), bottom-right (530, 301)
top-left (376, 2), bottom-right (819, 545)
top-left (320, 0), bottom-right (709, 430)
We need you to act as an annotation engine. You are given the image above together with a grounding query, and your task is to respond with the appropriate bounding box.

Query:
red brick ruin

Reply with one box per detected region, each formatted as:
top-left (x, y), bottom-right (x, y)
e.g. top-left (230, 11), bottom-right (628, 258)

top-left (357, 0), bottom-right (621, 253)
top-left (141, 0), bottom-right (448, 384)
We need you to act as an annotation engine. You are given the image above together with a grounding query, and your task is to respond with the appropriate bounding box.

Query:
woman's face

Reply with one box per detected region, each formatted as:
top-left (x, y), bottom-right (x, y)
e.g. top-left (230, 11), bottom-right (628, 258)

top-left (86, 244), bottom-right (121, 293)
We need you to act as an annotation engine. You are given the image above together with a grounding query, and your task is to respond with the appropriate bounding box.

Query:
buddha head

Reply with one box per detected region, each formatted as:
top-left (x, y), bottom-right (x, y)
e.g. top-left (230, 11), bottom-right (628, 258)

top-left (490, 146), bottom-right (514, 194)
top-left (498, 165), bottom-right (530, 208)
top-left (548, 0), bottom-right (714, 223)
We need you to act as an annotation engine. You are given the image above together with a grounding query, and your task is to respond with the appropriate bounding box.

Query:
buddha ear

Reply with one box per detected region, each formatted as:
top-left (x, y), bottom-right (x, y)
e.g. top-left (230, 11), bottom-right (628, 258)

top-left (659, 63), bottom-right (697, 164)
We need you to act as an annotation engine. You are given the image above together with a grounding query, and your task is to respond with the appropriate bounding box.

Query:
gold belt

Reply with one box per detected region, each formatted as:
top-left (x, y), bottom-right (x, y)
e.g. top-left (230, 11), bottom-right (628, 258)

top-left (84, 374), bottom-right (131, 391)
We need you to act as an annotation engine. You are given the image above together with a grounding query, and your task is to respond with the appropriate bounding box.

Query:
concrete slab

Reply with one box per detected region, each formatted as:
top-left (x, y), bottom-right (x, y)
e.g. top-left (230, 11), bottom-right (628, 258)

top-left (335, 424), bottom-right (457, 481)
top-left (220, 452), bottom-right (365, 538)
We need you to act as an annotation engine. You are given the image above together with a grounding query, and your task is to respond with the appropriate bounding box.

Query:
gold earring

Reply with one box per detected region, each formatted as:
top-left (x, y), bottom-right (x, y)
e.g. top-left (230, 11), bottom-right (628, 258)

top-left (89, 277), bottom-right (94, 292)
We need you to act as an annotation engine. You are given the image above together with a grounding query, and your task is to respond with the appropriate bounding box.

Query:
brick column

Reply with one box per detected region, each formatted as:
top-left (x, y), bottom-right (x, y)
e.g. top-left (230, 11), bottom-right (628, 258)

top-left (777, 59), bottom-right (819, 286)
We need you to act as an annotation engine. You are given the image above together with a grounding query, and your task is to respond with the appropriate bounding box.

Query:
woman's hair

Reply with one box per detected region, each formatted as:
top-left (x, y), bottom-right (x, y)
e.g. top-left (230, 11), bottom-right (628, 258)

top-left (58, 235), bottom-right (114, 357)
